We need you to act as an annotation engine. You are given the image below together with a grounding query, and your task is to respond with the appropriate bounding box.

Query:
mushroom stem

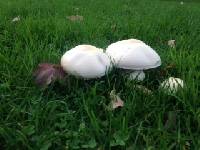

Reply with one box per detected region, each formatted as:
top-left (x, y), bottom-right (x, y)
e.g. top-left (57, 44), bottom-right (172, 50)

top-left (129, 70), bottom-right (145, 81)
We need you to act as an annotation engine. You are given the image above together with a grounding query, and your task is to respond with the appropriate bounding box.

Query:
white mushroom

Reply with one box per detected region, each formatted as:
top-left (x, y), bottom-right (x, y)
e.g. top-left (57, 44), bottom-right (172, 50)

top-left (12, 16), bottom-right (20, 22)
top-left (160, 77), bottom-right (184, 93)
top-left (168, 40), bottom-right (175, 48)
top-left (106, 39), bottom-right (161, 81)
top-left (61, 45), bottom-right (111, 79)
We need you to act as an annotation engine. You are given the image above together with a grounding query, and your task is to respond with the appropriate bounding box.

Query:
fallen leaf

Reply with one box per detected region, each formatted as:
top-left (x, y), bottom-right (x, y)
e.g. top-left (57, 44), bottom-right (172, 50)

top-left (53, 64), bottom-right (66, 79)
top-left (66, 15), bottom-right (83, 22)
top-left (109, 89), bottom-right (124, 110)
top-left (33, 63), bottom-right (66, 87)
top-left (168, 40), bottom-right (175, 48)
top-left (12, 16), bottom-right (20, 22)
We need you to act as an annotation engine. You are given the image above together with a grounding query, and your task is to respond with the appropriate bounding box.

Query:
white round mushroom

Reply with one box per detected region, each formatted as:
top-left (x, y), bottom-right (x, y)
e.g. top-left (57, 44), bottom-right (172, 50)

top-left (106, 39), bottom-right (161, 81)
top-left (61, 45), bottom-right (111, 79)
top-left (160, 77), bottom-right (184, 94)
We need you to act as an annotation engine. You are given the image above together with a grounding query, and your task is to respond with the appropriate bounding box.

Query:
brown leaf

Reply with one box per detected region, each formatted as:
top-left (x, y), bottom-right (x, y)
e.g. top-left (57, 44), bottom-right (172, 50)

top-left (66, 15), bottom-right (83, 22)
top-left (109, 89), bottom-right (124, 110)
top-left (33, 63), bottom-right (66, 87)
top-left (53, 64), bottom-right (66, 79)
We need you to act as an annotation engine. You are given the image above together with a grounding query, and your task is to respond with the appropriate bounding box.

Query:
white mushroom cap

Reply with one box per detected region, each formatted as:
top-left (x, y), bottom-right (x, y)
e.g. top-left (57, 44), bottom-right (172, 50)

top-left (106, 39), bottom-right (161, 70)
top-left (61, 45), bottom-right (111, 79)
top-left (160, 77), bottom-right (184, 93)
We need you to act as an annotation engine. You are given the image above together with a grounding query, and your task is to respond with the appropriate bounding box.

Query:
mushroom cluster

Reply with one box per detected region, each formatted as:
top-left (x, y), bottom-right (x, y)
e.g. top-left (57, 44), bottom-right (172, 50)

top-left (60, 39), bottom-right (161, 81)
top-left (34, 38), bottom-right (184, 94)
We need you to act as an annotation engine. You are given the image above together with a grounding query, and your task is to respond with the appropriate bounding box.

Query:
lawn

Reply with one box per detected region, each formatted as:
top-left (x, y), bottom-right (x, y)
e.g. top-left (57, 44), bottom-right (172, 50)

top-left (0, 0), bottom-right (200, 149)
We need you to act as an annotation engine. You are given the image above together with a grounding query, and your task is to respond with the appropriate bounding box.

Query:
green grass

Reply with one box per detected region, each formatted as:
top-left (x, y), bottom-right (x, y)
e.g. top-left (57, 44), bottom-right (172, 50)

top-left (0, 0), bottom-right (200, 149)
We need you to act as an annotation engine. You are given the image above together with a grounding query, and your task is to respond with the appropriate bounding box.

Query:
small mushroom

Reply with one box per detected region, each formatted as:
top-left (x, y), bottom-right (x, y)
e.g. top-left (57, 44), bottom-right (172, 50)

top-left (61, 45), bottom-right (111, 79)
top-left (160, 77), bottom-right (184, 93)
top-left (12, 16), bottom-right (20, 22)
top-left (106, 39), bottom-right (161, 81)
top-left (168, 40), bottom-right (175, 48)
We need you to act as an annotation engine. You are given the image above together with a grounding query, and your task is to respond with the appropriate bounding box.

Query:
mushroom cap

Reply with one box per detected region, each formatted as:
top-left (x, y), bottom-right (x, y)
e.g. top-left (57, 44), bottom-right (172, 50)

top-left (160, 77), bottom-right (184, 93)
top-left (106, 39), bottom-right (161, 70)
top-left (61, 45), bottom-right (111, 79)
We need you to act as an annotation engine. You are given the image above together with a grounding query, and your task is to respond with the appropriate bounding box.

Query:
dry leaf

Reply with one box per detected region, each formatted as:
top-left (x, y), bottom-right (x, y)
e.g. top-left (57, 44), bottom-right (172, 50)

top-left (12, 16), bottom-right (20, 22)
top-left (168, 40), bottom-right (175, 48)
top-left (109, 89), bottom-right (124, 110)
top-left (33, 63), bottom-right (65, 87)
top-left (66, 15), bottom-right (83, 22)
